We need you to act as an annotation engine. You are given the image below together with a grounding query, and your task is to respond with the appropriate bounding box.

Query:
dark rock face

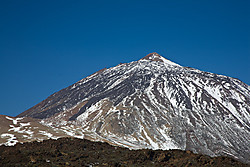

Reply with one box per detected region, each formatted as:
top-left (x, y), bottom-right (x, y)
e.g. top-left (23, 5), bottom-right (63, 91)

top-left (0, 138), bottom-right (248, 167)
top-left (17, 53), bottom-right (250, 163)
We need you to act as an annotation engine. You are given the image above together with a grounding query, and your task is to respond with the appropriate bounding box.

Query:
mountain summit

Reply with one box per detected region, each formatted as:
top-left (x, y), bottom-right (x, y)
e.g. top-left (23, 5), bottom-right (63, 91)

top-left (140, 52), bottom-right (180, 66)
top-left (140, 52), bottom-right (166, 61)
top-left (15, 53), bottom-right (250, 163)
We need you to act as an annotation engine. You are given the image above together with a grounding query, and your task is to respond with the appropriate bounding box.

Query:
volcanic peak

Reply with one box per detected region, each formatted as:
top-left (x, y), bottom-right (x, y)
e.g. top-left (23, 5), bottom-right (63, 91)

top-left (140, 52), bottom-right (180, 67)
top-left (141, 52), bottom-right (163, 61)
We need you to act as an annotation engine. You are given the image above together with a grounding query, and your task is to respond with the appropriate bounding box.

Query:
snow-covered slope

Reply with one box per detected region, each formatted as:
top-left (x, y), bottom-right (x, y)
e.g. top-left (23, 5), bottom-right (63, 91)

top-left (16, 53), bottom-right (250, 163)
top-left (0, 115), bottom-right (85, 146)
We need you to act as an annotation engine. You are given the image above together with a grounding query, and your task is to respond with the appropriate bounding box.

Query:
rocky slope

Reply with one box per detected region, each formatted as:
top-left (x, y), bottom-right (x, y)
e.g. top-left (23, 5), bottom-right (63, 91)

top-left (0, 115), bottom-right (84, 146)
top-left (11, 53), bottom-right (250, 163)
top-left (0, 137), bottom-right (248, 167)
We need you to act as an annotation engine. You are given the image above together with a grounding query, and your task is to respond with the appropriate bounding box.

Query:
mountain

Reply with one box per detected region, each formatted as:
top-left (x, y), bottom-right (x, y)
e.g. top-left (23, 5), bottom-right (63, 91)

top-left (6, 53), bottom-right (250, 163)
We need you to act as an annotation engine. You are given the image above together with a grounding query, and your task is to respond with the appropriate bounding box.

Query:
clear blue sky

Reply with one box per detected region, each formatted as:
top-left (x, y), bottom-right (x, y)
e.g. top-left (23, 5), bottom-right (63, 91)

top-left (0, 0), bottom-right (249, 116)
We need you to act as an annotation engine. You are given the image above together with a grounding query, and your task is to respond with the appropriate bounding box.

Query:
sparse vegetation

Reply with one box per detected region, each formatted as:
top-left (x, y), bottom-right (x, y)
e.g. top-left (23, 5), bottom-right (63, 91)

top-left (0, 137), bottom-right (248, 167)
